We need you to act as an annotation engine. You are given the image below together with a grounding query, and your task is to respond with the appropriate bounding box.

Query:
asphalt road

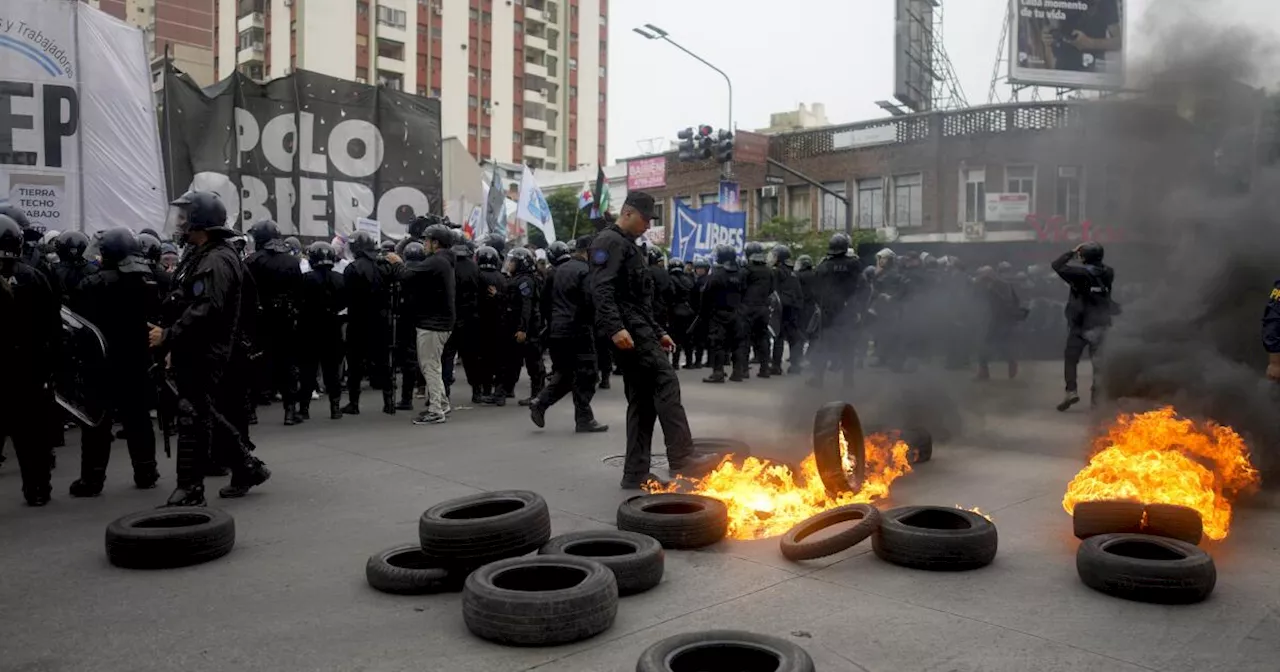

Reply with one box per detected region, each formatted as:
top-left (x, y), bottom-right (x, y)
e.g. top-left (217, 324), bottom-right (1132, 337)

top-left (1, 361), bottom-right (1276, 672)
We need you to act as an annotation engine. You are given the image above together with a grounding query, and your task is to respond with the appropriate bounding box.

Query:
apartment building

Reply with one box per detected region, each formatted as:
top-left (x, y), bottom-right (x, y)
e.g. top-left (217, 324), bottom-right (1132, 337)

top-left (215, 0), bottom-right (608, 169)
top-left (84, 0), bottom-right (217, 86)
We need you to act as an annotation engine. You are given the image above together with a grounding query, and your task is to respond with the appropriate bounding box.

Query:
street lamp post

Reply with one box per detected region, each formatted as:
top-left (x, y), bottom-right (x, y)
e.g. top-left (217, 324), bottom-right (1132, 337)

top-left (634, 24), bottom-right (733, 158)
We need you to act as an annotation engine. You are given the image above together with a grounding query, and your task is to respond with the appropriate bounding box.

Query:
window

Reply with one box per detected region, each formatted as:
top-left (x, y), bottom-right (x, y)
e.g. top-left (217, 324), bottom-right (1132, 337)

top-left (356, 34), bottom-right (368, 46)
top-left (1103, 164), bottom-right (1127, 218)
top-left (468, 125), bottom-right (478, 135)
top-left (468, 8), bottom-right (478, 20)
top-left (699, 193), bottom-right (718, 208)
top-left (431, 26), bottom-right (442, 38)
top-left (568, 58), bottom-right (577, 70)
top-left (468, 95), bottom-right (478, 107)
top-left (513, 132), bottom-right (522, 143)
top-left (239, 63), bottom-right (264, 80)
top-left (480, 126), bottom-right (490, 138)
top-left (376, 38), bottom-right (405, 60)
top-left (961, 167), bottom-right (985, 223)
top-left (377, 71), bottom-right (403, 90)
top-left (891, 173), bottom-right (923, 227)
top-left (482, 11), bottom-right (491, 23)
top-left (376, 5), bottom-right (406, 28)
top-left (515, 21), bottom-right (522, 32)
top-left (417, 22), bottom-right (428, 35)
top-left (570, 31), bottom-right (578, 41)
top-left (356, 66), bottom-right (369, 80)
top-left (431, 88), bottom-right (440, 97)
top-left (599, 66), bottom-right (606, 78)
top-left (758, 189), bottom-right (780, 222)
top-left (1055, 166), bottom-right (1083, 221)
top-left (599, 14), bottom-right (607, 25)
top-left (1005, 165), bottom-right (1036, 210)
top-left (569, 85), bottom-right (577, 97)
top-left (820, 182), bottom-right (847, 231)
top-left (237, 27), bottom-right (264, 50)
top-left (469, 67), bottom-right (478, 79)
top-left (856, 178), bottom-right (883, 229)
top-left (788, 186), bottom-right (810, 222)
top-left (417, 87), bottom-right (427, 96)
top-left (598, 93), bottom-right (605, 104)
top-left (357, 1), bottom-right (369, 16)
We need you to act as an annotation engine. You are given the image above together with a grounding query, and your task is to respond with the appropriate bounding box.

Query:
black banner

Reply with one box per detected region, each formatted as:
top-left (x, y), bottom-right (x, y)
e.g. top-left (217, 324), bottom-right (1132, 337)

top-left (161, 66), bottom-right (442, 239)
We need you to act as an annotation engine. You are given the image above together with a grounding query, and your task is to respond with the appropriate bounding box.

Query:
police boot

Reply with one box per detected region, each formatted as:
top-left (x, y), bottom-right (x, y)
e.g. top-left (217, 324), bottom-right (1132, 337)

top-left (297, 400), bottom-right (311, 421)
top-left (342, 390), bottom-right (361, 415)
top-left (598, 374), bottom-right (611, 390)
top-left (330, 398), bottom-right (343, 420)
top-left (757, 365), bottom-right (771, 379)
top-left (219, 459), bottom-right (271, 499)
top-left (164, 483), bottom-right (207, 507)
top-left (283, 403), bottom-right (301, 426)
top-left (69, 478), bottom-right (105, 498)
top-left (671, 352), bottom-right (681, 370)
top-left (396, 383), bottom-right (414, 411)
top-left (133, 462), bottom-right (160, 489)
top-left (472, 387), bottom-right (485, 404)
top-left (703, 371), bottom-right (726, 383)
top-left (248, 407), bottom-right (259, 425)
top-left (382, 389), bottom-right (397, 415)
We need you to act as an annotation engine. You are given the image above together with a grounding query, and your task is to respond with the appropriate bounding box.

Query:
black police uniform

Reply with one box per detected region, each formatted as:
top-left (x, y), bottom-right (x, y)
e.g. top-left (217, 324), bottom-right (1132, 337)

top-left (298, 260), bottom-right (347, 419)
top-left (244, 237), bottom-right (303, 421)
top-left (71, 235), bottom-right (159, 495)
top-left (702, 260), bottom-right (747, 382)
top-left (343, 242), bottom-right (399, 414)
top-left (502, 267), bottom-right (546, 401)
top-left (648, 259), bottom-right (674, 332)
top-left (533, 253), bottom-right (602, 429)
top-left (1051, 247), bottom-right (1114, 406)
top-left (772, 262), bottom-right (805, 374)
top-left (590, 219), bottom-right (699, 485)
top-left (667, 266), bottom-right (696, 369)
top-left (54, 234), bottom-right (98, 307)
top-left (810, 245), bottom-right (863, 386)
top-left (0, 218), bottom-right (60, 505)
top-left (474, 252), bottom-right (509, 403)
top-left (448, 248), bottom-right (482, 401)
top-left (742, 259), bottom-right (776, 377)
top-left (688, 266), bottom-right (711, 367)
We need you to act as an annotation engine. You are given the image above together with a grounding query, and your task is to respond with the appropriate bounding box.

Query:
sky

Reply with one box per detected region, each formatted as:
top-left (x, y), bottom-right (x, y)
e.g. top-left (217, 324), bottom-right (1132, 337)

top-left (605, 0), bottom-right (1279, 163)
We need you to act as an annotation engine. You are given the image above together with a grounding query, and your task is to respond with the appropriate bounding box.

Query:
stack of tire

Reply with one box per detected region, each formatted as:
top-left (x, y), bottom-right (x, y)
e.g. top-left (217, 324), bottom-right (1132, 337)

top-left (365, 490), bottom-right (670, 647)
top-left (776, 502), bottom-right (998, 570)
top-left (1071, 500), bottom-right (1215, 604)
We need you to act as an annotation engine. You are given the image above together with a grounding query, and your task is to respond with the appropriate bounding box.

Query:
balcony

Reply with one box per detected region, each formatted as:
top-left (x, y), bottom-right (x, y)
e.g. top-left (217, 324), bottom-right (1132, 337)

top-left (523, 143), bottom-right (547, 159)
top-left (525, 33), bottom-right (548, 53)
top-left (523, 58), bottom-right (547, 79)
top-left (237, 12), bottom-right (263, 32)
top-left (524, 104), bottom-right (547, 132)
top-left (237, 43), bottom-right (264, 65)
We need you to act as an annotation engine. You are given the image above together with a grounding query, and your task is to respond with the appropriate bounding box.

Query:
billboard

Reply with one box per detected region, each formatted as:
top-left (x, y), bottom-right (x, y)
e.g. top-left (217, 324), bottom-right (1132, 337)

top-left (985, 192), bottom-right (1032, 222)
top-left (734, 130), bottom-right (769, 166)
top-left (626, 155), bottom-right (666, 190)
top-left (0, 0), bottom-right (167, 233)
top-left (1008, 0), bottom-right (1125, 89)
top-left (162, 67), bottom-right (443, 239)
top-left (893, 0), bottom-right (934, 113)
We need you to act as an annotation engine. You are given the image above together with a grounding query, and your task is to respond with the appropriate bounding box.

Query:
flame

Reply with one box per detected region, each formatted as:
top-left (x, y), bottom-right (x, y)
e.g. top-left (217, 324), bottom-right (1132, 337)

top-left (1062, 407), bottom-right (1259, 540)
top-left (957, 505), bottom-right (993, 522)
top-left (647, 431), bottom-right (913, 540)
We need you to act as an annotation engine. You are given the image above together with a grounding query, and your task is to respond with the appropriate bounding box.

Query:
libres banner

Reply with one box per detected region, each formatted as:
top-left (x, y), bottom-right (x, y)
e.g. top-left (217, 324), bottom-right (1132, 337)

top-left (161, 67), bottom-right (444, 239)
top-left (0, 0), bottom-right (167, 233)
top-left (669, 199), bottom-right (746, 262)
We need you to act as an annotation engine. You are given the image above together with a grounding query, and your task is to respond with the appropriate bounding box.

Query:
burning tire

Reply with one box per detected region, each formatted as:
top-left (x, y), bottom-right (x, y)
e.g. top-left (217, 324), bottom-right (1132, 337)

top-left (616, 494), bottom-right (729, 549)
top-left (692, 437), bottom-right (751, 461)
top-left (1072, 500), bottom-right (1145, 539)
top-left (1076, 533), bottom-right (1216, 604)
top-left (105, 507), bottom-right (235, 569)
top-left (872, 506), bottom-right (997, 571)
top-left (365, 543), bottom-right (466, 595)
top-left (1142, 504), bottom-right (1204, 545)
top-left (418, 490), bottom-right (551, 567)
top-left (903, 428), bottom-right (932, 464)
top-left (812, 401), bottom-right (865, 496)
top-left (539, 530), bottom-right (664, 595)
top-left (779, 504), bottom-right (882, 562)
top-left (636, 630), bottom-right (816, 672)
top-left (462, 555), bottom-right (618, 646)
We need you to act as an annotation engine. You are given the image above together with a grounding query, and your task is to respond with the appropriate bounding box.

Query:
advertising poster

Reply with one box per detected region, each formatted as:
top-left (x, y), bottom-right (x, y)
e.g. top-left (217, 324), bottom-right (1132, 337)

top-left (1009, 0), bottom-right (1125, 89)
top-left (626, 156), bottom-right (666, 190)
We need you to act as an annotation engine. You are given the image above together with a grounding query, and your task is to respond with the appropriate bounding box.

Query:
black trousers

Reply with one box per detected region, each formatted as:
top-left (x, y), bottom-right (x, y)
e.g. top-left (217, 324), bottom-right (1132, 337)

top-left (1064, 325), bottom-right (1106, 394)
top-left (1, 392), bottom-right (53, 501)
top-left (502, 338), bottom-right (546, 397)
top-left (346, 321), bottom-right (393, 399)
top-left (596, 335), bottom-right (614, 382)
top-left (744, 305), bottom-right (772, 370)
top-left (257, 317), bottom-right (299, 405)
top-left (707, 311), bottom-right (746, 376)
top-left (299, 331), bottom-right (343, 404)
top-left (79, 383), bottom-right (156, 484)
top-left (669, 312), bottom-right (694, 365)
top-left (978, 321), bottom-right (1017, 373)
top-left (615, 334), bottom-right (694, 480)
top-left (771, 307), bottom-right (803, 370)
top-left (173, 366), bottom-right (256, 488)
top-left (535, 335), bottom-right (598, 426)
top-left (810, 311), bottom-right (856, 386)
top-left (443, 322), bottom-right (477, 394)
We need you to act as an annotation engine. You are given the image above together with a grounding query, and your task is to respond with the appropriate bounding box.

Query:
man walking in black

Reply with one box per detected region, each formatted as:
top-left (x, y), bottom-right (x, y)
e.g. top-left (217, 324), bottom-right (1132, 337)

top-left (1052, 241), bottom-right (1115, 410)
top-left (590, 192), bottom-right (717, 489)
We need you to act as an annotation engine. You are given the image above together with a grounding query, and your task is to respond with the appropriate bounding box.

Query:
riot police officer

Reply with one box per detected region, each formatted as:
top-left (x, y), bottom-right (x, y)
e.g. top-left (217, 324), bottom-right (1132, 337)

top-left (137, 232), bottom-right (169, 324)
top-left (648, 246), bottom-right (673, 333)
top-left (666, 257), bottom-right (696, 369)
top-left (771, 245), bottom-right (805, 375)
top-left (54, 230), bottom-right (98, 306)
top-left (530, 237), bottom-right (607, 433)
top-left (0, 215), bottom-right (59, 506)
top-left (298, 241), bottom-right (347, 420)
top-left (245, 219), bottom-right (303, 424)
top-left (343, 230), bottom-right (400, 415)
top-left (741, 241), bottom-right (775, 378)
top-left (474, 245), bottom-right (508, 404)
top-left (150, 191), bottom-right (270, 507)
top-left (504, 247), bottom-right (546, 405)
top-left (395, 242), bottom-right (429, 411)
top-left (449, 232), bottom-right (482, 403)
top-left (687, 256), bottom-right (712, 368)
top-left (70, 227), bottom-right (159, 497)
top-left (809, 233), bottom-right (863, 387)
top-left (0, 205), bottom-right (57, 291)
top-left (701, 244), bottom-right (747, 383)
top-left (796, 254), bottom-right (819, 359)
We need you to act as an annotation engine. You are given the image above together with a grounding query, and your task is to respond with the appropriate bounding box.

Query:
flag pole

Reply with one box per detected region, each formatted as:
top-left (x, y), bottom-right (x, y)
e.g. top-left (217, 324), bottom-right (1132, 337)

top-left (571, 207), bottom-right (580, 239)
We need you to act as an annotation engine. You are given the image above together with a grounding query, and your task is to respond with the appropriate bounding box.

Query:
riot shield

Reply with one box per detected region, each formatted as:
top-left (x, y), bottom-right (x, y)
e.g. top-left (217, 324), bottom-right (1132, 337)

top-left (57, 306), bottom-right (110, 428)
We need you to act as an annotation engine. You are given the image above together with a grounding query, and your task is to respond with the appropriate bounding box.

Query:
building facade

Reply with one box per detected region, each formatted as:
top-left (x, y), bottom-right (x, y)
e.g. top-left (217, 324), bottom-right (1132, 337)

top-left (213, 0), bottom-right (608, 169)
top-left (84, 0), bottom-right (217, 86)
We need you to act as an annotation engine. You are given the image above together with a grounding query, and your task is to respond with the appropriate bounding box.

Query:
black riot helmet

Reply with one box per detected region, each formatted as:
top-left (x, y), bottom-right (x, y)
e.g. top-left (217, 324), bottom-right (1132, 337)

top-left (828, 233), bottom-right (851, 257)
top-left (137, 232), bottom-right (163, 264)
top-left (424, 224), bottom-right (453, 248)
top-left (647, 246), bottom-right (665, 266)
top-left (714, 244), bottom-right (737, 267)
top-left (476, 245), bottom-right (501, 271)
top-left (483, 233), bottom-right (507, 258)
top-left (98, 227), bottom-right (150, 274)
top-left (284, 236), bottom-right (302, 256)
top-left (1078, 241), bottom-right (1104, 264)
top-left (744, 241), bottom-right (766, 264)
top-left (349, 230), bottom-right (379, 258)
top-left (403, 242), bottom-right (427, 262)
top-left (379, 239), bottom-right (397, 254)
top-left (57, 230), bottom-right (90, 261)
top-left (451, 229), bottom-right (467, 247)
top-left (508, 247), bottom-right (535, 274)
top-left (547, 240), bottom-right (571, 264)
top-left (797, 254), bottom-right (814, 271)
top-left (772, 244), bottom-right (792, 267)
top-left (692, 255), bottom-right (710, 271)
top-left (667, 257), bottom-right (685, 272)
top-left (307, 241), bottom-right (337, 268)
top-left (0, 205), bottom-right (41, 246)
top-left (170, 190), bottom-right (229, 234)
top-left (0, 215), bottom-right (22, 259)
top-left (248, 219), bottom-right (281, 249)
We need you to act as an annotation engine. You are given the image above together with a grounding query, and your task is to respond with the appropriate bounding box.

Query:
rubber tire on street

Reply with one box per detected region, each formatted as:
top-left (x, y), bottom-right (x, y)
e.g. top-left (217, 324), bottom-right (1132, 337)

top-left (1143, 504), bottom-right (1203, 545)
top-left (872, 506), bottom-right (997, 571)
top-left (635, 630), bottom-right (816, 672)
top-left (365, 543), bottom-right (466, 595)
top-left (616, 494), bottom-right (729, 549)
top-left (903, 427), bottom-right (933, 464)
top-left (779, 504), bottom-right (882, 561)
top-left (105, 507), bottom-right (235, 569)
top-left (462, 555), bottom-right (618, 646)
top-left (539, 530), bottom-right (664, 596)
top-left (1072, 500), bottom-right (1145, 539)
top-left (812, 401), bottom-right (865, 497)
top-left (691, 437), bottom-right (751, 461)
top-left (1076, 533), bottom-right (1216, 604)
top-left (418, 490), bottom-right (551, 568)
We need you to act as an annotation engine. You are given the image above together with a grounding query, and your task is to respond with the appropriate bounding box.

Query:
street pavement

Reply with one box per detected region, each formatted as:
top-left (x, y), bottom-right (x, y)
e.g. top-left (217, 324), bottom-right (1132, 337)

top-left (1, 361), bottom-right (1277, 672)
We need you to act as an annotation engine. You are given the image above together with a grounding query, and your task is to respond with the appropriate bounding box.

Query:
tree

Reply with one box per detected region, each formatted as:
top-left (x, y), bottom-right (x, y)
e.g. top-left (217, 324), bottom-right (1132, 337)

top-left (526, 188), bottom-right (586, 248)
top-left (755, 216), bottom-right (879, 260)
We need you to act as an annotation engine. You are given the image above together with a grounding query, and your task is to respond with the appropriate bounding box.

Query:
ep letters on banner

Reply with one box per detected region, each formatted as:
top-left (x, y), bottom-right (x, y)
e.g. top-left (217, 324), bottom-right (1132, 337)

top-left (162, 68), bottom-right (444, 239)
top-left (669, 199), bottom-right (746, 262)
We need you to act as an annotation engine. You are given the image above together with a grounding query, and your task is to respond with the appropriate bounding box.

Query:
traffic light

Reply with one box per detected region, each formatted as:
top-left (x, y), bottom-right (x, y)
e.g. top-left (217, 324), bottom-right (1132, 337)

top-left (677, 125), bottom-right (715, 162)
top-left (677, 127), bottom-right (697, 162)
top-left (714, 129), bottom-right (734, 164)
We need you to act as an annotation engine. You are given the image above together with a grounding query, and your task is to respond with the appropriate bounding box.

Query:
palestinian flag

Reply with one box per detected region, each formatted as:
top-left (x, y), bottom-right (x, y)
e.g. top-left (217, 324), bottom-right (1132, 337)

top-left (591, 166), bottom-right (611, 219)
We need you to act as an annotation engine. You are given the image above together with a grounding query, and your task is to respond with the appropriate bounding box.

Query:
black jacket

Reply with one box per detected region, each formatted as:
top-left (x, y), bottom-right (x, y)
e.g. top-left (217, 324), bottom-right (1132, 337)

top-left (668, 271), bottom-right (695, 318)
top-left (549, 257), bottom-right (593, 339)
top-left (344, 255), bottom-right (397, 327)
top-left (453, 256), bottom-right (480, 326)
top-left (797, 268), bottom-right (818, 309)
top-left (74, 269), bottom-right (154, 384)
top-left (0, 260), bottom-right (60, 394)
top-left (1051, 251), bottom-right (1114, 330)
top-left (702, 266), bottom-right (745, 317)
top-left (506, 270), bottom-right (542, 336)
top-left (162, 239), bottom-right (244, 371)
top-left (54, 259), bottom-right (97, 306)
top-left (299, 268), bottom-right (346, 338)
top-left (816, 254), bottom-right (863, 316)
top-left (476, 269), bottom-right (508, 329)
top-left (775, 265), bottom-right (804, 310)
top-left (649, 265), bottom-right (674, 324)
top-left (402, 251), bottom-right (456, 332)
top-left (589, 224), bottom-right (665, 339)
top-left (244, 247), bottom-right (302, 316)
top-left (742, 263), bottom-right (775, 307)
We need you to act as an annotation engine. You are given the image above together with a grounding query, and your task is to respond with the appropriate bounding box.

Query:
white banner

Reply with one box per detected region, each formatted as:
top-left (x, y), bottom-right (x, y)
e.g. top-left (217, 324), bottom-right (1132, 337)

top-left (0, 0), bottom-right (166, 233)
top-left (985, 192), bottom-right (1032, 222)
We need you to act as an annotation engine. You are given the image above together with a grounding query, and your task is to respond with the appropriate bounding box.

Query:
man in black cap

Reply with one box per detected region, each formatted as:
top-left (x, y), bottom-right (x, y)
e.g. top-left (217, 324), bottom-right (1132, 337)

top-left (589, 192), bottom-right (716, 489)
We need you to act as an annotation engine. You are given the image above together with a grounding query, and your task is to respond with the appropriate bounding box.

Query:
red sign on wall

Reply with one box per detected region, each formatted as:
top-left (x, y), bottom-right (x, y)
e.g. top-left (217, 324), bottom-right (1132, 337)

top-left (627, 156), bottom-right (667, 190)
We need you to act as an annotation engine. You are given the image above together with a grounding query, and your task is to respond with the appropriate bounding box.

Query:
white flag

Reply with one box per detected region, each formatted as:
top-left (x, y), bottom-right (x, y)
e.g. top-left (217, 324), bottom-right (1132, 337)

top-left (516, 165), bottom-right (556, 243)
